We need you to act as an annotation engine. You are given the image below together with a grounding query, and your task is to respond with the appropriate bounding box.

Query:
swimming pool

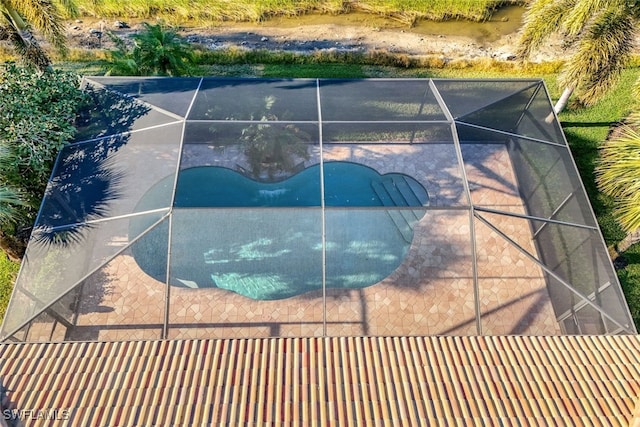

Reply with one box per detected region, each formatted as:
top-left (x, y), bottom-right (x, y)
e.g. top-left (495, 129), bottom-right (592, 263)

top-left (131, 162), bottom-right (428, 299)
top-left (173, 162), bottom-right (429, 207)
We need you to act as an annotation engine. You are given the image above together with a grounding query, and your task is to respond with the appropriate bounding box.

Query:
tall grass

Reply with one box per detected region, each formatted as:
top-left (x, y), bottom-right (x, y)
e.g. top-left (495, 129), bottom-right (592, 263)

top-left (70, 0), bottom-right (520, 24)
top-left (194, 48), bottom-right (563, 75)
top-left (350, 0), bottom-right (510, 24)
top-left (72, 0), bottom-right (342, 23)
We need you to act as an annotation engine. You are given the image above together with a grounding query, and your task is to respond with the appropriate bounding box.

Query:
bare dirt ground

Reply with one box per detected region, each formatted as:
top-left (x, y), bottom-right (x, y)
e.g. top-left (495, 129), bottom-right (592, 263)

top-left (66, 17), bottom-right (566, 63)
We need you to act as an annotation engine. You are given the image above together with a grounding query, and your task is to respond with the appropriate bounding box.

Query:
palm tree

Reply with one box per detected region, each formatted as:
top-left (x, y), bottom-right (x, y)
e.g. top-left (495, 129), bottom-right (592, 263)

top-left (596, 103), bottom-right (640, 253)
top-left (0, 145), bottom-right (26, 261)
top-left (106, 22), bottom-right (198, 77)
top-left (518, 0), bottom-right (639, 113)
top-left (0, 0), bottom-right (74, 70)
top-left (0, 185), bottom-right (25, 261)
top-left (0, 186), bottom-right (23, 224)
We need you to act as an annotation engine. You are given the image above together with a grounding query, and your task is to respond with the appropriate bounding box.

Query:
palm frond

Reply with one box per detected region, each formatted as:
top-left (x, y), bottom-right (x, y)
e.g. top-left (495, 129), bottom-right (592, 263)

top-left (11, 0), bottom-right (67, 54)
top-left (633, 76), bottom-right (640, 100)
top-left (564, 0), bottom-right (617, 35)
top-left (597, 128), bottom-right (640, 197)
top-left (597, 124), bottom-right (640, 232)
top-left (104, 57), bottom-right (141, 76)
top-left (600, 191), bottom-right (640, 228)
top-left (0, 186), bottom-right (25, 224)
top-left (0, 15), bottom-right (51, 69)
top-left (0, 144), bottom-right (26, 224)
top-left (517, 0), bottom-right (577, 58)
top-left (612, 197), bottom-right (640, 232)
top-left (53, 0), bottom-right (78, 18)
top-left (558, 3), bottom-right (636, 105)
top-left (0, 24), bottom-right (10, 40)
top-left (131, 22), bottom-right (197, 76)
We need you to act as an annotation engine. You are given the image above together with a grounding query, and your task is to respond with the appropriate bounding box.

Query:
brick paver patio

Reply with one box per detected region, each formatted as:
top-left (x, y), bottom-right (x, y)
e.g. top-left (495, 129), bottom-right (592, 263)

top-left (27, 143), bottom-right (561, 341)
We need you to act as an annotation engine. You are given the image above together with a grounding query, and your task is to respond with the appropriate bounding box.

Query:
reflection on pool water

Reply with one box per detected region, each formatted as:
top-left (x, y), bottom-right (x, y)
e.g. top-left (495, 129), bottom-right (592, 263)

top-left (131, 162), bottom-right (428, 300)
top-left (173, 162), bottom-right (429, 207)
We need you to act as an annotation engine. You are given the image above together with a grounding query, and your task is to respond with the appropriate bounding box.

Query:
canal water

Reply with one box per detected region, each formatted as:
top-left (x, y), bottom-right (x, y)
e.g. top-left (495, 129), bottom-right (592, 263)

top-left (256, 6), bottom-right (525, 45)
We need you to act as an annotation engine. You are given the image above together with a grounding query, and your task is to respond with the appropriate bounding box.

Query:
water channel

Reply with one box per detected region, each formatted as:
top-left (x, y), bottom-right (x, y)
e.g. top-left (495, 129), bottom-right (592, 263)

top-left (246, 5), bottom-right (525, 45)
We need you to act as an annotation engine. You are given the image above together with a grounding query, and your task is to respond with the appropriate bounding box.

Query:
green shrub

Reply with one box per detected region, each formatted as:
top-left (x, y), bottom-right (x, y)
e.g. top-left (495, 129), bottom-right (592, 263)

top-left (105, 22), bottom-right (199, 76)
top-left (0, 65), bottom-right (87, 258)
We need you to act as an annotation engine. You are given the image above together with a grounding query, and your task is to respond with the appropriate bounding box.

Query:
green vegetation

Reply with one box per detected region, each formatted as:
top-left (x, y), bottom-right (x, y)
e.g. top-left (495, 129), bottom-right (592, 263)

top-left (0, 65), bottom-right (87, 259)
top-left (594, 83), bottom-right (640, 330)
top-left (596, 116), bottom-right (640, 233)
top-left (195, 48), bottom-right (564, 77)
top-left (595, 80), bottom-right (640, 242)
top-left (620, 243), bottom-right (640, 326)
top-left (0, 0), bottom-right (73, 70)
top-left (0, 254), bottom-right (18, 322)
top-left (71, 0), bottom-right (515, 24)
top-left (560, 67), bottom-right (639, 244)
top-left (264, 63), bottom-right (366, 78)
top-left (518, 0), bottom-right (639, 112)
top-left (106, 22), bottom-right (199, 76)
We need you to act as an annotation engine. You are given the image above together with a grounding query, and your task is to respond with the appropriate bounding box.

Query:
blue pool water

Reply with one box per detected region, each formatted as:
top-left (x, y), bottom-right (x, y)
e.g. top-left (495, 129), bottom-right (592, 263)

top-left (174, 162), bottom-right (429, 207)
top-left (131, 162), bottom-right (429, 299)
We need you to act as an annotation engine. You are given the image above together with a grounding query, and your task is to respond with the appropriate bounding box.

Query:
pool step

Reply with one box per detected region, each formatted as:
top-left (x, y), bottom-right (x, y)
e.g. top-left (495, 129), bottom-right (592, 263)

top-left (392, 176), bottom-right (429, 206)
top-left (371, 181), bottom-right (417, 244)
top-left (386, 210), bottom-right (415, 243)
top-left (371, 181), bottom-right (394, 206)
top-left (379, 180), bottom-right (421, 224)
top-left (381, 179), bottom-right (409, 206)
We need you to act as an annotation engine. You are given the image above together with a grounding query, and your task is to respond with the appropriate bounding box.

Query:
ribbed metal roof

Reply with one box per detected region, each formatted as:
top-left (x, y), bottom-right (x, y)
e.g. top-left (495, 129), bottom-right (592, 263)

top-left (1, 335), bottom-right (640, 426)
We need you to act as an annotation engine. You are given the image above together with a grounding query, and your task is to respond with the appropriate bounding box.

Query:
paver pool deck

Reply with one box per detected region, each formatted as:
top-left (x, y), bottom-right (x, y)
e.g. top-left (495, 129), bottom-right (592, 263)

top-left (32, 142), bottom-right (561, 341)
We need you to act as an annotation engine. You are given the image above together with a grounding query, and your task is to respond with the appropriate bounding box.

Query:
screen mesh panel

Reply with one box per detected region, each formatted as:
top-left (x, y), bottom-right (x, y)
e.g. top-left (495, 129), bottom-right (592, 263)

top-left (3, 78), bottom-right (634, 341)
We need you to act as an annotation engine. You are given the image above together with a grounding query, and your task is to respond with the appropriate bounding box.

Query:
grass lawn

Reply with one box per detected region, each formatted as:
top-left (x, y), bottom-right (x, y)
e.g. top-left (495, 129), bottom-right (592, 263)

top-left (263, 63), bottom-right (367, 78)
top-left (620, 244), bottom-right (640, 324)
top-left (0, 255), bottom-right (19, 322)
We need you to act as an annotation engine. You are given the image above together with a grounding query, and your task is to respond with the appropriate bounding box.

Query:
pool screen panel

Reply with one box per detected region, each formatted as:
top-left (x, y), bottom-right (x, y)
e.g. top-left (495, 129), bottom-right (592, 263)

top-left (169, 208), bottom-right (322, 296)
top-left (509, 136), bottom-right (597, 227)
top-left (321, 122), bottom-right (453, 144)
top-left (1, 212), bottom-right (167, 337)
top-left (3, 77), bottom-right (636, 342)
top-left (39, 125), bottom-right (181, 229)
top-left (455, 85), bottom-right (540, 135)
top-left (74, 85), bottom-right (182, 142)
top-left (319, 79), bottom-right (446, 121)
top-left (188, 78), bottom-right (319, 121)
top-left (167, 208), bottom-right (324, 338)
top-left (84, 76), bottom-right (201, 117)
top-left (432, 80), bottom-right (540, 119)
top-left (516, 87), bottom-right (566, 144)
top-left (180, 122), bottom-right (321, 185)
